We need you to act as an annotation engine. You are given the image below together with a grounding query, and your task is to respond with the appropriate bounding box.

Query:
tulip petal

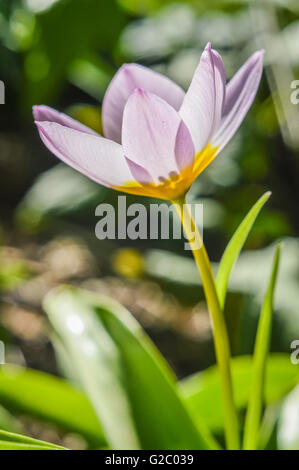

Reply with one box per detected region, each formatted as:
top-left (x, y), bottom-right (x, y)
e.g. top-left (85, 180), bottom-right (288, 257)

top-left (125, 157), bottom-right (153, 184)
top-left (35, 121), bottom-right (134, 187)
top-left (33, 105), bottom-right (98, 136)
top-left (213, 50), bottom-right (264, 152)
top-left (102, 63), bottom-right (185, 144)
top-left (179, 43), bottom-right (226, 152)
top-left (122, 89), bottom-right (195, 184)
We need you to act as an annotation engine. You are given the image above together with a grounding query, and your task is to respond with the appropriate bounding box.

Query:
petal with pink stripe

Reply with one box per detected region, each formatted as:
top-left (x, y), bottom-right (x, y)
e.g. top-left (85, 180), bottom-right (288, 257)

top-left (102, 63), bottom-right (185, 144)
top-left (122, 89), bottom-right (195, 184)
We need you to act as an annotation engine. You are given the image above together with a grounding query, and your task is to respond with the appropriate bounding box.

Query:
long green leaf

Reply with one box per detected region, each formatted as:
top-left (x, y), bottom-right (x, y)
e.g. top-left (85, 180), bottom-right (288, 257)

top-left (243, 243), bottom-right (282, 450)
top-left (0, 430), bottom-right (66, 450)
top-left (0, 442), bottom-right (58, 450)
top-left (216, 191), bottom-right (271, 308)
top-left (44, 287), bottom-right (140, 450)
top-left (44, 286), bottom-right (215, 450)
top-left (0, 365), bottom-right (105, 446)
top-left (180, 353), bottom-right (298, 433)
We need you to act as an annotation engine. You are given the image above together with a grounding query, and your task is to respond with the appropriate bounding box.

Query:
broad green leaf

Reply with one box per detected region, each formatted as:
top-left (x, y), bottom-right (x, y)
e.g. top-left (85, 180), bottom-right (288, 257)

top-left (44, 286), bottom-right (215, 450)
top-left (0, 365), bottom-right (105, 446)
top-left (180, 354), bottom-right (299, 433)
top-left (44, 287), bottom-right (141, 450)
top-left (216, 191), bottom-right (271, 308)
top-left (243, 244), bottom-right (282, 450)
top-left (0, 430), bottom-right (66, 450)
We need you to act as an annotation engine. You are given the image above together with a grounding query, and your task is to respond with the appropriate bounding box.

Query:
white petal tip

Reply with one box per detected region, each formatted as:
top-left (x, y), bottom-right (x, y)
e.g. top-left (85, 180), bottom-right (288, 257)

top-left (253, 49), bottom-right (265, 61)
top-left (32, 105), bottom-right (47, 120)
top-left (120, 63), bottom-right (134, 75)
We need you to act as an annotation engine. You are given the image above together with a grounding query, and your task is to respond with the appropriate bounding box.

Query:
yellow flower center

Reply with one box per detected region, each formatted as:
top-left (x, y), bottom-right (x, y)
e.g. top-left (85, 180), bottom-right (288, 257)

top-left (112, 143), bottom-right (218, 200)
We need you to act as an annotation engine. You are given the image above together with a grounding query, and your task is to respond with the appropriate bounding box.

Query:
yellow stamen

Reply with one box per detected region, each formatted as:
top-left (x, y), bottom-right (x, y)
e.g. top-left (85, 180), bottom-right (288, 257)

top-left (112, 143), bottom-right (218, 200)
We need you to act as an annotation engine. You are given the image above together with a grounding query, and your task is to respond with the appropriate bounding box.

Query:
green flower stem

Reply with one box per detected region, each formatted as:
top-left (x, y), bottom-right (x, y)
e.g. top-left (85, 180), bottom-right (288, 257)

top-left (172, 197), bottom-right (240, 450)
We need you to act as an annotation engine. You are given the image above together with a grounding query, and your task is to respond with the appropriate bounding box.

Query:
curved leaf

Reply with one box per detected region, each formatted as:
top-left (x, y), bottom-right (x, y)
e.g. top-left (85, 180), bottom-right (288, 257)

top-left (44, 287), bottom-right (140, 450)
top-left (216, 191), bottom-right (271, 308)
top-left (44, 286), bottom-right (215, 450)
top-left (0, 365), bottom-right (105, 446)
top-left (243, 243), bottom-right (282, 450)
top-left (0, 430), bottom-right (66, 450)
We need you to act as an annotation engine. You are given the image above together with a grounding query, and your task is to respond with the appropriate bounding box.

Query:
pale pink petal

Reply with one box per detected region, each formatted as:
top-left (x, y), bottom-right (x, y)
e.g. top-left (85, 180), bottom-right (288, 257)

top-left (122, 89), bottom-right (195, 184)
top-left (102, 63), bottom-right (185, 144)
top-left (174, 121), bottom-right (196, 171)
top-left (35, 121), bottom-right (134, 187)
top-left (33, 105), bottom-right (98, 136)
top-left (125, 157), bottom-right (153, 184)
top-left (179, 43), bottom-right (226, 152)
top-left (210, 48), bottom-right (227, 129)
top-left (213, 50), bottom-right (264, 152)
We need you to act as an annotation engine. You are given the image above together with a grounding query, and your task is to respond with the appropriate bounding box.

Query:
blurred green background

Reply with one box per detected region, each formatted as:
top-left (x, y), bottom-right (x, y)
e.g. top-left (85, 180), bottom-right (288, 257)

top-left (0, 0), bottom-right (299, 449)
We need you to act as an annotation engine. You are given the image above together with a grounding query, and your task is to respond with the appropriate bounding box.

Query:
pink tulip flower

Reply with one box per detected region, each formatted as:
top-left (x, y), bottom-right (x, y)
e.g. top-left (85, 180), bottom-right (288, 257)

top-left (33, 43), bottom-right (264, 201)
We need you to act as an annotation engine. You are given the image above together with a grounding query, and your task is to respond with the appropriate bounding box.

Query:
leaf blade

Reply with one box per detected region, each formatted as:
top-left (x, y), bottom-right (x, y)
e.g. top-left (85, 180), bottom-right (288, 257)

top-left (44, 286), bottom-right (141, 450)
top-left (44, 286), bottom-right (215, 450)
top-left (0, 430), bottom-right (66, 450)
top-left (216, 191), bottom-right (271, 308)
top-left (243, 243), bottom-right (282, 450)
top-left (0, 365), bottom-right (105, 446)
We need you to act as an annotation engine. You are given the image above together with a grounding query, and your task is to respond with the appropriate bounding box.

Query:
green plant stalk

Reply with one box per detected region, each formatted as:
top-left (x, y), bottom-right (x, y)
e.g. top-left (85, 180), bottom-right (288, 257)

top-left (173, 197), bottom-right (240, 450)
top-left (243, 243), bottom-right (282, 450)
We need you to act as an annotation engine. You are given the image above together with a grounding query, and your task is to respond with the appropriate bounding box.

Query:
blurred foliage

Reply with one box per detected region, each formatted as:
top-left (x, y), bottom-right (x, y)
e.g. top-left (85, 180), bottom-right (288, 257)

top-left (0, 0), bottom-right (126, 108)
top-left (0, 364), bottom-right (106, 447)
top-left (0, 0), bottom-right (299, 450)
top-left (145, 238), bottom-right (299, 350)
top-left (44, 286), bottom-right (214, 450)
top-left (180, 354), bottom-right (299, 437)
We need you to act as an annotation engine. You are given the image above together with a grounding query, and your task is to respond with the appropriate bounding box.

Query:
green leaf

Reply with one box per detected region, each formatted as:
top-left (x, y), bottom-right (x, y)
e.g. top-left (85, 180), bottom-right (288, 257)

top-left (117, 0), bottom-right (244, 15)
top-left (243, 243), bottom-right (282, 450)
top-left (216, 191), bottom-right (271, 308)
top-left (0, 442), bottom-right (56, 450)
top-left (44, 286), bottom-right (215, 450)
top-left (0, 430), bottom-right (66, 450)
top-left (0, 405), bottom-right (21, 434)
top-left (180, 354), bottom-right (299, 433)
top-left (44, 287), bottom-right (141, 450)
top-left (0, 365), bottom-right (105, 446)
